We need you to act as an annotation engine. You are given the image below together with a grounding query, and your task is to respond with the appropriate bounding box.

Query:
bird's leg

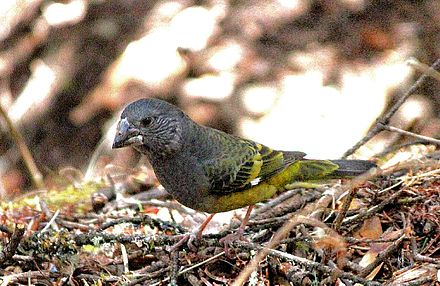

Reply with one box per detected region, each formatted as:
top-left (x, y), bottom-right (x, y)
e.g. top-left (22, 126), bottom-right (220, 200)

top-left (219, 205), bottom-right (254, 248)
top-left (170, 213), bottom-right (216, 252)
top-left (237, 204), bottom-right (254, 237)
top-left (195, 213), bottom-right (216, 239)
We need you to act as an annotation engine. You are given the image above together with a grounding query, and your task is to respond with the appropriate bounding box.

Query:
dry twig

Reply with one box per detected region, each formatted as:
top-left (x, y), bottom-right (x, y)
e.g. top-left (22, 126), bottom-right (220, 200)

top-left (407, 57), bottom-right (440, 82)
top-left (0, 224), bottom-right (25, 266)
top-left (235, 241), bottom-right (382, 286)
top-left (359, 234), bottom-right (406, 277)
top-left (378, 124), bottom-right (440, 146)
top-left (0, 102), bottom-right (44, 189)
top-left (148, 251), bottom-right (226, 286)
top-left (343, 58), bottom-right (440, 158)
top-left (410, 237), bottom-right (440, 264)
top-left (343, 189), bottom-right (404, 227)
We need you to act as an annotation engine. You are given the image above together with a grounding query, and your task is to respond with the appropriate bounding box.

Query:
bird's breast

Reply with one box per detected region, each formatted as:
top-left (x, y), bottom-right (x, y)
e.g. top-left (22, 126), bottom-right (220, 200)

top-left (149, 154), bottom-right (211, 211)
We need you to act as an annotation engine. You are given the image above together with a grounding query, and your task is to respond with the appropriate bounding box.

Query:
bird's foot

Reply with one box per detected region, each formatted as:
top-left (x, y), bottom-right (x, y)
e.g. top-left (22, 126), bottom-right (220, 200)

top-left (219, 228), bottom-right (248, 256)
top-left (168, 232), bottom-right (199, 252)
top-left (168, 214), bottom-right (216, 252)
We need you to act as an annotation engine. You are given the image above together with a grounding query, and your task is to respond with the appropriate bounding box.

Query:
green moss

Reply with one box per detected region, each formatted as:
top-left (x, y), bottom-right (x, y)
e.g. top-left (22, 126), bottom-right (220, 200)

top-left (7, 181), bottom-right (106, 214)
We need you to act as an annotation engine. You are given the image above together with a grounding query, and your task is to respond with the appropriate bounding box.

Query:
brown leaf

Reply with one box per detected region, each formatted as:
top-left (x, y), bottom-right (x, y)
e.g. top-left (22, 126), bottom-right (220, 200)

top-left (354, 216), bottom-right (383, 240)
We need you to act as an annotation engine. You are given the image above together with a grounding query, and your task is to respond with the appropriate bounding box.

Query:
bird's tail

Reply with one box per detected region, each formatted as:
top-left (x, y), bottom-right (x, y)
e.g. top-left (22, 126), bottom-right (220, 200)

top-left (284, 159), bottom-right (376, 182)
top-left (329, 159), bottom-right (377, 177)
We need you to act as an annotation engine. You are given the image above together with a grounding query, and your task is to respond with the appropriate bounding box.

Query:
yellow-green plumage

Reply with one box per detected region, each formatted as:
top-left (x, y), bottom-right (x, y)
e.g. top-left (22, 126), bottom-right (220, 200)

top-left (200, 159), bottom-right (340, 213)
top-left (113, 98), bottom-right (376, 214)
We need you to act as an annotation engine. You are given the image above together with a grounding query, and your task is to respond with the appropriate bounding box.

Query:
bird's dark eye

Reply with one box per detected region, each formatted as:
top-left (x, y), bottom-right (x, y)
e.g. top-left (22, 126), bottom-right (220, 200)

top-left (141, 117), bottom-right (154, 126)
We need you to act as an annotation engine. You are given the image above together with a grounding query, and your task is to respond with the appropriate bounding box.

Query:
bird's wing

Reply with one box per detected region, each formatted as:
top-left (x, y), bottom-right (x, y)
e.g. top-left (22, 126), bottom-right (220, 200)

top-left (203, 138), bottom-right (306, 193)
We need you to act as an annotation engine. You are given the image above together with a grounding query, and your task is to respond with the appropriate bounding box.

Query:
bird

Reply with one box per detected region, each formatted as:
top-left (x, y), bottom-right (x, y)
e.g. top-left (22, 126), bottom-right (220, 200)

top-left (112, 98), bottom-right (376, 249)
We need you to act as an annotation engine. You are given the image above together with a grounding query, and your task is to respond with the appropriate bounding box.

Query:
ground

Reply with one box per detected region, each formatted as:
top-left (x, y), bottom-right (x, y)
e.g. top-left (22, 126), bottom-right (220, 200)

top-left (0, 0), bottom-right (439, 285)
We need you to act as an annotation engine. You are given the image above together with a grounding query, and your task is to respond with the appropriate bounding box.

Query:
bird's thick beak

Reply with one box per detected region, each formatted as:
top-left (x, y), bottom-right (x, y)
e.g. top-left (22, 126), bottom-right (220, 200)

top-left (112, 118), bottom-right (143, 149)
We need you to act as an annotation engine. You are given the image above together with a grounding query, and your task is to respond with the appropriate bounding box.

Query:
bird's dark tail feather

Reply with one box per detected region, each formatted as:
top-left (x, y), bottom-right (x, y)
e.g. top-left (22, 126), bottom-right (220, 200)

top-left (330, 159), bottom-right (376, 177)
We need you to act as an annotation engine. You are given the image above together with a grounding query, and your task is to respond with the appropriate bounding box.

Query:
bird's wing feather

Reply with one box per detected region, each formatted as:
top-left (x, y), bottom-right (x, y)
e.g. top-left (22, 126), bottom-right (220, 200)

top-left (203, 136), bottom-right (306, 193)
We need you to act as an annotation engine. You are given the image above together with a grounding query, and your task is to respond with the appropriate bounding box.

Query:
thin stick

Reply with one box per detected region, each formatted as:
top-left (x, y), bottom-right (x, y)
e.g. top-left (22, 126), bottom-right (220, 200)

top-left (342, 58), bottom-right (440, 158)
top-left (234, 238), bottom-right (381, 285)
top-left (0, 103), bottom-right (45, 189)
top-left (0, 224), bottom-right (25, 265)
top-left (343, 189), bottom-right (404, 227)
top-left (407, 57), bottom-right (440, 82)
top-left (410, 237), bottom-right (440, 264)
top-left (333, 185), bottom-right (358, 231)
top-left (41, 209), bottom-right (60, 233)
top-left (379, 124), bottom-right (440, 145)
top-left (120, 243), bottom-right (129, 274)
top-left (359, 234), bottom-right (406, 277)
top-left (149, 251), bottom-right (225, 286)
top-left (169, 250), bottom-right (179, 285)
top-left (332, 167), bottom-right (377, 230)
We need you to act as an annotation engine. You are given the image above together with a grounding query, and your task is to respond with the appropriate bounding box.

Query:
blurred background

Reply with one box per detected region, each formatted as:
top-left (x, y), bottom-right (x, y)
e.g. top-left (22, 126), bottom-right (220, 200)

top-left (1, 0), bottom-right (440, 196)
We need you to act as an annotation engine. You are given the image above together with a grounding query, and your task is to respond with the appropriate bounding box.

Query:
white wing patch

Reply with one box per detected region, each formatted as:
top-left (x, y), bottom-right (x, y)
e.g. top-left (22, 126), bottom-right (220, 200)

top-left (250, 177), bottom-right (261, 186)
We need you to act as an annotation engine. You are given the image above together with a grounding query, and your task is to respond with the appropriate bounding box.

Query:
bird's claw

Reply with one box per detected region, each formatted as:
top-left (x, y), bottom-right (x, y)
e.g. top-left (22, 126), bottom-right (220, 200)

top-left (168, 232), bottom-right (199, 252)
top-left (219, 228), bottom-right (248, 256)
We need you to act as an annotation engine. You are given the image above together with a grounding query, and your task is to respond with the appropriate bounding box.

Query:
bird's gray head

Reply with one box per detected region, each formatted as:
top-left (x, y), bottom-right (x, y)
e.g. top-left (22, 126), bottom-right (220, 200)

top-left (112, 98), bottom-right (186, 157)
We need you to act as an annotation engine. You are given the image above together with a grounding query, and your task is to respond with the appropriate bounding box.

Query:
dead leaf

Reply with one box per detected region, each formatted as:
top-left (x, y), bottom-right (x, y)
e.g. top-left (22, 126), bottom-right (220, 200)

top-left (354, 216), bottom-right (383, 240)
